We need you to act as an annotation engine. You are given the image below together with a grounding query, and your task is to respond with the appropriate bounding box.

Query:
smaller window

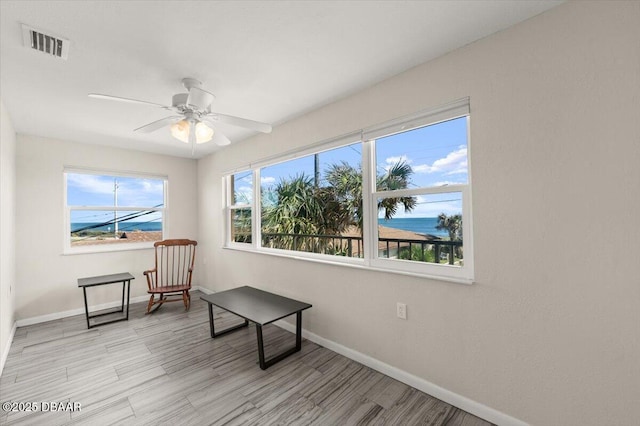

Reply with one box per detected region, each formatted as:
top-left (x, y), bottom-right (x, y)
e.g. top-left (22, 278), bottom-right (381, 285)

top-left (229, 171), bottom-right (253, 244)
top-left (371, 117), bottom-right (468, 271)
top-left (65, 170), bottom-right (166, 253)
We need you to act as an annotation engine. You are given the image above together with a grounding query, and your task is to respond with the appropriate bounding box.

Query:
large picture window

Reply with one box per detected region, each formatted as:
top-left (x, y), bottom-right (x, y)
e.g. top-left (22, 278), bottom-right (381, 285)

top-left (65, 170), bottom-right (166, 253)
top-left (260, 142), bottom-right (363, 257)
top-left (224, 98), bottom-right (473, 282)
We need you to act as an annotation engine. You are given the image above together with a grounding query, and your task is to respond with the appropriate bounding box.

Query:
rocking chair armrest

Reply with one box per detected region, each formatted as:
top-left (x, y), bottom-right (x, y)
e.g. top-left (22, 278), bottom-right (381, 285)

top-left (143, 268), bottom-right (156, 290)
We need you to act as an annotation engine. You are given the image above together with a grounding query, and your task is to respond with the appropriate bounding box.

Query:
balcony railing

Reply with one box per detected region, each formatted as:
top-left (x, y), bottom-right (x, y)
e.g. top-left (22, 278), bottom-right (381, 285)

top-left (235, 232), bottom-right (463, 265)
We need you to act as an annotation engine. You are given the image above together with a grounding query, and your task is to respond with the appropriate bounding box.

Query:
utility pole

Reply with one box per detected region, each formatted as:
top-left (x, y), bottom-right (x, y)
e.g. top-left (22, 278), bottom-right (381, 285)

top-left (314, 153), bottom-right (320, 187)
top-left (114, 179), bottom-right (119, 238)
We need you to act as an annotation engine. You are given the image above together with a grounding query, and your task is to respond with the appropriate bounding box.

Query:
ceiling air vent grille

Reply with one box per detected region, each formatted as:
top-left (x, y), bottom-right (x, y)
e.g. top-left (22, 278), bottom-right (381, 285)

top-left (21, 24), bottom-right (69, 60)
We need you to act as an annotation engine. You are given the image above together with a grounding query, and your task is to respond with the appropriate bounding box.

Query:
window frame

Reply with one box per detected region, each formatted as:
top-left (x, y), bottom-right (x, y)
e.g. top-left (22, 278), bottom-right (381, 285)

top-left (226, 169), bottom-right (257, 248)
top-left (223, 98), bottom-right (474, 283)
top-left (63, 168), bottom-right (168, 255)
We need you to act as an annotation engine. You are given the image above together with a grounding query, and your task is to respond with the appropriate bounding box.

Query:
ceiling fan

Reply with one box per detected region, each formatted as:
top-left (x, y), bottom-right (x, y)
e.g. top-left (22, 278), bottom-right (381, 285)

top-left (89, 77), bottom-right (272, 147)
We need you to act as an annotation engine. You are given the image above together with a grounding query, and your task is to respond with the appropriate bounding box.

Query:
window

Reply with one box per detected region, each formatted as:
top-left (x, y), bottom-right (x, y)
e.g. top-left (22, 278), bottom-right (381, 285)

top-left (223, 98), bottom-right (473, 282)
top-left (260, 142), bottom-right (363, 257)
top-left (64, 170), bottom-right (166, 253)
top-left (228, 171), bottom-right (253, 244)
top-left (369, 115), bottom-right (471, 278)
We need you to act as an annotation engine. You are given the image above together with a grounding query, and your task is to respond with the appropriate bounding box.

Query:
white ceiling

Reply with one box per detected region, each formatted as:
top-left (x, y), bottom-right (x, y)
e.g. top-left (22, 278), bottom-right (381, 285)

top-left (0, 1), bottom-right (562, 159)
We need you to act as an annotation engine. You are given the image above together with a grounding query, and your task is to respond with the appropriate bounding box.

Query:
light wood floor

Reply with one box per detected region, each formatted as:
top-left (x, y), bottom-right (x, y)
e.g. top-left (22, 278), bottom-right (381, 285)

top-left (0, 291), bottom-right (493, 425)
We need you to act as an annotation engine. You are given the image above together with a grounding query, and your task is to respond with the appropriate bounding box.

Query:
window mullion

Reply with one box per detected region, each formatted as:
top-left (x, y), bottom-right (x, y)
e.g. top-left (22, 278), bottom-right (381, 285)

top-left (362, 139), bottom-right (375, 262)
top-left (253, 169), bottom-right (261, 250)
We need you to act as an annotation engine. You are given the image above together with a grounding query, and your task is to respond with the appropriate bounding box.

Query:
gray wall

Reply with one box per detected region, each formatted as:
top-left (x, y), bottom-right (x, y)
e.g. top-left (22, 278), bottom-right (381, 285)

top-left (196, 2), bottom-right (640, 425)
top-left (0, 99), bottom-right (17, 372)
top-left (14, 135), bottom-right (199, 320)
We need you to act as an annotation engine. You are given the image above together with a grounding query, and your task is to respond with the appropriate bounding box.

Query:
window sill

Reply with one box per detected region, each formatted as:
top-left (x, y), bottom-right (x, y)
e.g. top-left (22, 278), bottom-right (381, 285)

top-left (63, 241), bottom-right (156, 255)
top-left (223, 244), bottom-right (474, 285)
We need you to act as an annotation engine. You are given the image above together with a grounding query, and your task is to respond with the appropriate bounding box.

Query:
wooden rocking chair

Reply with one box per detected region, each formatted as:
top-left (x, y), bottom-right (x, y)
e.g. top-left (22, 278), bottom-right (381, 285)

top-left (143, 239), bottom-right (197, 314)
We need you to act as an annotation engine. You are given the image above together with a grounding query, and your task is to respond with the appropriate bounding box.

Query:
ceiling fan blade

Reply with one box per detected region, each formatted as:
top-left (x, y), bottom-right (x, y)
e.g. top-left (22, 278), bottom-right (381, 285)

top-left (89, 93), bottom-right (170, 109)
top-left (186, 87), bottom-right (215, 111)
top-left (208, 112), bottom-right (272, 133)
top-left (201, 118), bottom-right (231, 146)
top-left (212, 130), bottom-right (231, 146)
top-left (134, 116), bottom-right (182, 133)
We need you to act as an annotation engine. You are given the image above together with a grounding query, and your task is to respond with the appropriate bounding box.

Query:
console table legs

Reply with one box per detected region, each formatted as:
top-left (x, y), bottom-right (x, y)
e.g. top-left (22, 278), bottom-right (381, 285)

top-left (79, 275), bottom-right (132, 329)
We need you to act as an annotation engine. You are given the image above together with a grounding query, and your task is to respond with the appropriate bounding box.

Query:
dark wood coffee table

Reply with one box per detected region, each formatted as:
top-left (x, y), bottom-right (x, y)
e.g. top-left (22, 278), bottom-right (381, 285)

top-left (201, 286), bottom-right (312, 370)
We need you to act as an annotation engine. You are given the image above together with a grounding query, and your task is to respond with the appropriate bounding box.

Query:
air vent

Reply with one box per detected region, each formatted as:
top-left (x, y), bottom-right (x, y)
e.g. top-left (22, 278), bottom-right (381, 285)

top-left (21, 24), bottom-right (69, 60)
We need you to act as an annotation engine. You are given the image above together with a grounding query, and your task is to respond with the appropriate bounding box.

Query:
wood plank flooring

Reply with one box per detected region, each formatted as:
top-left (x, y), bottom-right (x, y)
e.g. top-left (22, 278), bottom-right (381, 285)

top-left (0, 291), bottom-right (493, 425)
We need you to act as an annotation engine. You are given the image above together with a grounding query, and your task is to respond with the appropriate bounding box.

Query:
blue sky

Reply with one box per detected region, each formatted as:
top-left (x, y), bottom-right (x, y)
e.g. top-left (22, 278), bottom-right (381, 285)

top-left (236, 117), bottom-right (468, 218)
top-left (67, 173), bottom-right (164, 223)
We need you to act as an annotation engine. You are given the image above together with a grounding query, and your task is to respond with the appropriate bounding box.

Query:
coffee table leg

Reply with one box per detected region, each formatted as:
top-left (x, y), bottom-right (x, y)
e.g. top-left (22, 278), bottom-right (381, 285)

top-left (255, 311), bottom-right (305, 370)
top-left (256, 325), bottom-right (267, 370)
top-left (207, 304), bottom-right (249, 338)
top-left (296, 311), bottom-right (302, 350)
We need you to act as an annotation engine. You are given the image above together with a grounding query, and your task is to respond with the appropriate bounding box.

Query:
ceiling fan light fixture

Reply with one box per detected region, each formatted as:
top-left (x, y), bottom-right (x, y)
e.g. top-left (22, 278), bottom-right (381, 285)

top-left (170, 119), bottom-right (190, 143)
top-left (195, 121), bottom-right (214, 144)
top-left (90, 77), bottom-right (272, 149)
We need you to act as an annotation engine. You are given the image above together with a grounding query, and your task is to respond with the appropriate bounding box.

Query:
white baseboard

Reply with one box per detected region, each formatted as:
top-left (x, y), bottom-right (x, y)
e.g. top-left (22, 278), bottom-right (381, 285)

top-left (274, 319), bottom-right (528, 426)
top-left (0, 321), bottom-right (17, 377)
top-left (196, 286), bottom-right (214, 295)
top-left (15, 286), bottom-right (211, 327)
top-left (15, 295), bottom-right (149, 327)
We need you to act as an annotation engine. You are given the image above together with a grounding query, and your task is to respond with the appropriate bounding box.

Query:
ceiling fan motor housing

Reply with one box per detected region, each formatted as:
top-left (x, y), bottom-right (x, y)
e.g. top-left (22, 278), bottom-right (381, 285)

top-left (172, 93), bottom-right (189, 109)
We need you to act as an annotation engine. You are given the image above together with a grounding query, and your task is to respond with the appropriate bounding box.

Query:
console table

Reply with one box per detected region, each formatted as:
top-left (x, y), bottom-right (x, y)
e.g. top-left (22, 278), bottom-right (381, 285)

top-left (77, 272), bottom-right (134, 329)
top-left (201, 286), bottom-right (312, 370)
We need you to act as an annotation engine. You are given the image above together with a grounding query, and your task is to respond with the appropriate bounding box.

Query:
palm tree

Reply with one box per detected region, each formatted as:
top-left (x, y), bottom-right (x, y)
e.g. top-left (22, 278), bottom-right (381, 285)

top-left (435, 213), bottom-right (462, 241)
top-left (261, 159), bottom-right (418, 253)
top-left (436, 213), bottom-right (463, 260)
top-left (324, 162), bottom-right (363, 231)
top-left (376, 161), bottom-right (417, 220)
top-left (262, 174), bottom-right (322, 234)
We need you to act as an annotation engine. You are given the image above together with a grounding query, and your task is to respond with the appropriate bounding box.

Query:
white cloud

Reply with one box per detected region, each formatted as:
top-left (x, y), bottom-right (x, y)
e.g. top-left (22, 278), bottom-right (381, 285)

top-left (261, 176), bottom-right (276, 185)
top-left (385, 155), bottom-right (411, 166)
top-left (67, 174), bottom-right (164, 207)
top-left (116, 179), bottom-right (164, 203)
top-left (412, 164), bottom-right (430, 173)
top-left (383, 155), bottom-right (414, 173)
top-left (413, 147), bottom-right (468, 175)
top-left (140, 180), bottom-right (164, 194)
top-left (66, 174), bottom-right (115, 195)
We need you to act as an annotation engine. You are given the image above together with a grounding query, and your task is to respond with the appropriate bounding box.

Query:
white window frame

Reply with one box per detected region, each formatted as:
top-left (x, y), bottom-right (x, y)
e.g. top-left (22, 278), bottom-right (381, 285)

top-left (223, 98), bottom-right (474, 283)
top-left (225, 169), bottom-right (256, 249)
top-left (63, 168), bottom-right (167, 255)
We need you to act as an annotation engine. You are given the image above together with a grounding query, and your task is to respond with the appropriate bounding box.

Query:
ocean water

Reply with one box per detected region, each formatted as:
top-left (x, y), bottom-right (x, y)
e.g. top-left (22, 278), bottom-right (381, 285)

top-left (71, 222), bottom-right (162, 232)
top-left (73, 219), bottom-right (445, 235)
top-left (378, 217), bottom-right (448, 237)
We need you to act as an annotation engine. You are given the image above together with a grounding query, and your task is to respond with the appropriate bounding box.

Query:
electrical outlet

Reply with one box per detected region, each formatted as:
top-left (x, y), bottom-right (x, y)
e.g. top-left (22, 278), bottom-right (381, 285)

top-left (396, 302), bottom-right (407, 320)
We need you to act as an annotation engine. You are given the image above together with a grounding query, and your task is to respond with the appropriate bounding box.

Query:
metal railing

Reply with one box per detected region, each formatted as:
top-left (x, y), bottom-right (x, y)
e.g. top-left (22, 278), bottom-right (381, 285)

top-left (233, 232), bottom-right (463, 264)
